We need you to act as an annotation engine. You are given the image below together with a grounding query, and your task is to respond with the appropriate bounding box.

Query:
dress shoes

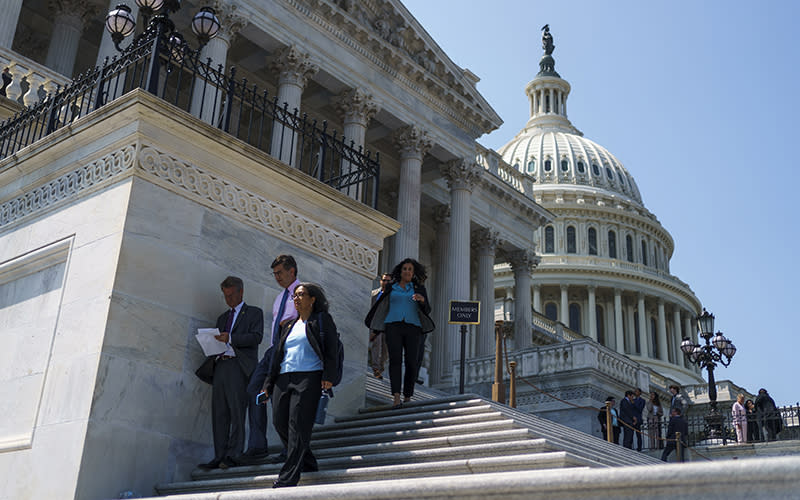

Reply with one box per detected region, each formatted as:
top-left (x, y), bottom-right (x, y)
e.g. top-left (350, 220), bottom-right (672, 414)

top-left (218, 457), bottom-right (237, 469)
top-left (235, 448), bottom-right (270, 465)
top-left (197, 459), bottom-right (222, 470)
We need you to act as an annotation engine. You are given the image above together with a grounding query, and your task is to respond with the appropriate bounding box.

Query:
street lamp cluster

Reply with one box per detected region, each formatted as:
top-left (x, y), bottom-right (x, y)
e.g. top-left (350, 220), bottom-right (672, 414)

top-left (681, 308), bottom-right (736, 441)
top-left (105, 0), bottom-right (220, 53)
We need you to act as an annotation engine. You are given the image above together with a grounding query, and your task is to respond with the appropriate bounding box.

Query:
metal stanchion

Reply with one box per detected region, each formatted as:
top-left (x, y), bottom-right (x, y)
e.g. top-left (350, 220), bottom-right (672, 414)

top-left (509, 361), bottom-right (517, 408)
top-left (491, 320), bottom-right (505, 404)
top-left (606, 401), bottom-right (613, 443)
top-left (676, 431), bottom-right (683, 462)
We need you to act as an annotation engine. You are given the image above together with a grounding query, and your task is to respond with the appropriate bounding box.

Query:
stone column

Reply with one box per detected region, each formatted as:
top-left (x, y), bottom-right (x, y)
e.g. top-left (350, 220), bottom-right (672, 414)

top-left (509, 249), bottom-right (539, 349)
top-left (532, 284), bottom-right (541, 313)
top-left (0, 0), bottom-right (24, 49)
top-left (560, 284), bottom-right (569, 325)
top-left (637, 293), bottom-right (647, 357)
top-left (673, 307), bottom-right (683, 366)
top-left (392, 126), bottom-right (432, 260)
top-left (657, 298), bottom-right (668, 362)
top-left (439, 159), bottom-right (481, 381)
top-left (335, 88), bottom-right (378, 200)
top-left (190, 2), bottom-right (247, 125)
top-left (472, 228), bottom-right (499, 357)
top-left (614, 288), bottom-right (625, 354)
top-left (587, 285), bottom-right (597, 341)
top-left (429, 204), bottom-right (450, 384)
top-left (45, 0), bottom-right (92, 77)
top-left (269, 45), bottom-right (318, 166)
top-left (626, 301), bottom-right (636, 354)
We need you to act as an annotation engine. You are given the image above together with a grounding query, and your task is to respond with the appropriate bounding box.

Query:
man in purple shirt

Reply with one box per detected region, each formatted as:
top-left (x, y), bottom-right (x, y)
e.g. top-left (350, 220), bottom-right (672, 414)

top-left (240, 255), bottom-right (300, 464)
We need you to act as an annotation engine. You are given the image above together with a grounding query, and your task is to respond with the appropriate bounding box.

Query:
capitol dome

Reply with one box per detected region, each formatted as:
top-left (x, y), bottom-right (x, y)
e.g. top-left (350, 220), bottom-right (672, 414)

top-left (493, 27), bottom-right (704, 387)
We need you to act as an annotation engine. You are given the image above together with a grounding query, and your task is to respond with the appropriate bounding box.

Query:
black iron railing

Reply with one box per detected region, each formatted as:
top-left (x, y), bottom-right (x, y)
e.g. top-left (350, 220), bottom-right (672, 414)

top-left (635, 403), bottom-right (800, 450)
top-left (0, 27), bottom-right (379, 207)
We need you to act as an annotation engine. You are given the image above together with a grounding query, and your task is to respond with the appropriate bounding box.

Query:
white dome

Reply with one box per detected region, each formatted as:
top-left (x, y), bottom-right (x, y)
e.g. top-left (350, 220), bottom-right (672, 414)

top-left (498, 130), bottom-right (643, 205)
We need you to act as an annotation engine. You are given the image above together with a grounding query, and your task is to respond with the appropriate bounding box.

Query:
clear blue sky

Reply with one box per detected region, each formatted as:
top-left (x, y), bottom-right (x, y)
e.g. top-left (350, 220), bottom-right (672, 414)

top-left (403, 0), bottom-right (799, 406)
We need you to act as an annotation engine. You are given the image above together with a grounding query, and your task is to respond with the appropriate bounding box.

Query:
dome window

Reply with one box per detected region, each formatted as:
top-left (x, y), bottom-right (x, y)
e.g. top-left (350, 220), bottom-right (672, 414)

top-left (588, 227), bottom-right (597, 255)
top-left (577, 161), bottom-right (585, 173)
top-left (569, 303), bottom-right (581, 333)
top-left (626, 235), bottom-right (634, 263)
top-left (544, 225), bottom-right (555, 253)
top-left (545, 303), bottom-right (558, 321)
top-left (608, 230), bottom-right (617, 259)
top-left (605, 166), bottom-right (614, 180)
top-left (641, 240), bottom-right (648, 266)
top-left (527, 159), bottom-right (535, 173)
top-left (544, 159), bottom-right (552, 171)
top-left (592, 163), bottom-right (600, 176)
top-left (596, 305), bottom-right (605, 346)
top-left (560, 159), bottom-right (569, 172)
top-left (566, 225), bottom-right (577, 254)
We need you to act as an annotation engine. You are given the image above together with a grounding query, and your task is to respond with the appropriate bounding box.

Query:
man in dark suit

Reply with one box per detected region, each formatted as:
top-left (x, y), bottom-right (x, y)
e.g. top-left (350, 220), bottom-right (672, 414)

top-left (369, 273), bottom-right (391, 379)
top-left (661, 407), bottom-right (689, 462)
top-left (633, 388), bottom-right (646, 451)
top-left (199, 276), bottom-right (264, 470)
top-left (619, 390), bottom-right (638, 449)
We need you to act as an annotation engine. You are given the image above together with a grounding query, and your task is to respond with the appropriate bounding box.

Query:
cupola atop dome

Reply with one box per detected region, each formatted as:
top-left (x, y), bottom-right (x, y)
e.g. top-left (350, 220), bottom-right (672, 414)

top-left (498, 25), bottom-right (644, 205)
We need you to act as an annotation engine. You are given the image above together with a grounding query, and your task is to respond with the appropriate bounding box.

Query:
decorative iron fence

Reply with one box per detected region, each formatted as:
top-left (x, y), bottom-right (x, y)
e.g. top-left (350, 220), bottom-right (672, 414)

top-left (635, 403), bottom-right (800, 450)
top-left (0, 25), bottom-right (379, 207)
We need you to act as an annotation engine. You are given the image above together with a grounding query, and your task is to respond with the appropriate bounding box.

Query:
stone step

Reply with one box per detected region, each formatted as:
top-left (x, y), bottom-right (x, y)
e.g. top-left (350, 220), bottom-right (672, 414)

top-left (308, 419), bottom-right (520, 451)
top-left (157, 451), bottom-right (593, 496)
top-left (321, 400), bottom-right (494, 430)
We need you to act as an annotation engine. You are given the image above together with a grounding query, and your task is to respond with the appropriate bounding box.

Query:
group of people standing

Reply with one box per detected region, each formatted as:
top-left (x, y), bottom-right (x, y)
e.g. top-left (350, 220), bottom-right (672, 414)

top-left (365, 258), bottom-right (435, 408)
top-left (598, 385), bottom-right (690, 462)
top-left (196, 255), bottom-right (340, 488)
top-left (732, 388), bottom-right (783, 444)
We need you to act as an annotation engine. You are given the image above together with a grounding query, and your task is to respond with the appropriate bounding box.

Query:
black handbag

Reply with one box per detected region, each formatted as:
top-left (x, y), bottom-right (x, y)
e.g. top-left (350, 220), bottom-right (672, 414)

top-left (195, 356), bottom-right (215, 384)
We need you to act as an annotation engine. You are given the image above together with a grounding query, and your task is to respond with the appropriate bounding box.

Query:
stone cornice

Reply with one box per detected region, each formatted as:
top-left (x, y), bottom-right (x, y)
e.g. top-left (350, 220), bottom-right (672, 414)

top-left (279, 0), bottom-right (501, 138)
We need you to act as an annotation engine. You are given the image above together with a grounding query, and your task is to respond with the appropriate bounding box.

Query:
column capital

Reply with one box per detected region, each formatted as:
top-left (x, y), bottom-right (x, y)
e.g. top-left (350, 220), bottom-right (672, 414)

top-left (471, 228), bottom-right (500, 255)
top-left (393, 125), bottom-right (432, 159)
top-left (508, 249), bottom-right (540, 273)
top-left (49, 0), bottom-right (94, 29)
top-left (440, 158), bottom-right (481, 192)
top-left (271, 45), bottom-right (318, 88)
top-left (432, 204), bottom-right (450, 226)
top-left (336, 88), bottom-right (379, 127)
top-left (211, 0), bottom-right (249, 44)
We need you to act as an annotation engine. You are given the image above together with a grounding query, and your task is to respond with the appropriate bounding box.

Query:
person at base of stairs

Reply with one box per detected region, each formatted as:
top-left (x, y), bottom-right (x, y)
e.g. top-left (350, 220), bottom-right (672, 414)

top-left (262, 283), bottom-right (340, 487)
top-left (661, 407), bottom-right (689, 462)
top-left (364, 258), bottom-right (435, 408)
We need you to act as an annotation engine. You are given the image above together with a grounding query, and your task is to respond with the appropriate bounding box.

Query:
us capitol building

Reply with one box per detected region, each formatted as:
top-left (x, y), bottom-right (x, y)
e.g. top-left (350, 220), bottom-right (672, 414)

top-left (0, 1), bottom-right (749, 498)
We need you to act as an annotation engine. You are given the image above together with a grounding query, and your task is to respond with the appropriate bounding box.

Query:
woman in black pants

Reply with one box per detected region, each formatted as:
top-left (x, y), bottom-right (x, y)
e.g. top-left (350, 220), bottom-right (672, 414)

top-left (262, 283), bottom-right (339, 488)
top-left (365, 258), bottom-right (434, 408)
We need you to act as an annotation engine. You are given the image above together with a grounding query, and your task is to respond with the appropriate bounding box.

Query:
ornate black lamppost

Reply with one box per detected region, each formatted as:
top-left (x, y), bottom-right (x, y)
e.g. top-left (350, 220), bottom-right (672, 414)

top-left (104, 0), bottom-right (220, 92)
top-left (681, 308), bottom-right (736, 441)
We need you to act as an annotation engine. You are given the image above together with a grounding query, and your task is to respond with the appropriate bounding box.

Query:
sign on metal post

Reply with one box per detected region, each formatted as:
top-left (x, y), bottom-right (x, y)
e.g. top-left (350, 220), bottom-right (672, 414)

top-left (448, 300), bottom-right (480, 325)
top-left (449, 300), bottom-right (480, 394)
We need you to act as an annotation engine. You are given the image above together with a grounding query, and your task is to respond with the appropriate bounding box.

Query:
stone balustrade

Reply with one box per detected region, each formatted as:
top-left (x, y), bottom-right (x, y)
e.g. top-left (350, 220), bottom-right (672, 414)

top-left (457, 337), bottom-right (648, 388)
top-left (476, 143), bottom-right (535, 199)
top-left (0, 47), bottom-right (70, 107)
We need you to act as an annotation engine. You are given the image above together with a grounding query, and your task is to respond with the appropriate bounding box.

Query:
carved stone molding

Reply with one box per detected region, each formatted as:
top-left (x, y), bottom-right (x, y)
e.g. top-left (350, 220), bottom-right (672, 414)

top-left (432, 203), bottom-right (450, 226)
top-left (507, 249), bottom-right (540, 273)
top-left (211, 0), bottom-right (249, 43)
top-left (440, 158), bottom-right (481, 192)
top-left (270, 45), bottom-right (319, 88)
top-left (0, 145), bottom-right (136, 229)
top-left (136, 145), bottom-right (377, 275)
top-left (471, 228), bottom-right (499, 255)
top-left (335, 88), bottom-right (378, 127)
top-left (393, 125), bottom-right (432, 159)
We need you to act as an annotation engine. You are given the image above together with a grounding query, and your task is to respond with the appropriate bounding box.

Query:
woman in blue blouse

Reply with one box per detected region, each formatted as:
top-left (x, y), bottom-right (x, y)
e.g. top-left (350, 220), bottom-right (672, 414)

top-left (262, 283), bottom-right (339, 487)
top-left (366, 258), bottom-right (434, 408)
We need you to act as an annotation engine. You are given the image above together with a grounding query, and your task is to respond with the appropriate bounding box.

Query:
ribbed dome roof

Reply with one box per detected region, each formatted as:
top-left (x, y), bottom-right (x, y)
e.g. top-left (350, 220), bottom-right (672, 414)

top-left (498, 130), bottom-right (643, 205)
top-left (498, 30), bottom-right (643, 206)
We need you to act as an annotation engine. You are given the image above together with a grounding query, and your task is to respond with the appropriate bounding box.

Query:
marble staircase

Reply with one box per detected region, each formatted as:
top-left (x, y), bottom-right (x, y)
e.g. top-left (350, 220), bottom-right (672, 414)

top-left (153, 377), bottom-right (666, 498)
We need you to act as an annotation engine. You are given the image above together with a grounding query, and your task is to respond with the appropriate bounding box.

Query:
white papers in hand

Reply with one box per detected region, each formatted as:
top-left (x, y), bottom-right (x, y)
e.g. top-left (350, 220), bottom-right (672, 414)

top-left (196, 328), bottom-right (229, 357)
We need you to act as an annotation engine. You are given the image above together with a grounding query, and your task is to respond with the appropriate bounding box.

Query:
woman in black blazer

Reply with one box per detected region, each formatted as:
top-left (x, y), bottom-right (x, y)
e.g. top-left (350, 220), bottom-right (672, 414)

top-left (262, 282), bottom-right (338, 488)
top-left (365, 258), bottom-right (434, 408)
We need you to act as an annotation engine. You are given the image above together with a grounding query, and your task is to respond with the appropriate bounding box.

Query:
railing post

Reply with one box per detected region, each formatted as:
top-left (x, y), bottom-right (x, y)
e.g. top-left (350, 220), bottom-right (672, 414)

top-left (676, 431), bottom-right (683, 462)
top-left (606, 401), bottom-right (613, 443)
top-left (222, 66), bottom-right (236, 132)
top-left (492, 320), bottom-right (505, 404)
top-left (509, 361), bottom-right (517, 408)
top-left (145, 22), bottom-right (165, 95)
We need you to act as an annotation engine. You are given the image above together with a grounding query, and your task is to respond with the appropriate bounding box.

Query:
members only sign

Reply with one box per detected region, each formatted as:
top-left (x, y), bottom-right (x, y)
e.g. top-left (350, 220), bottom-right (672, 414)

top-left (449, 300), bottom-right (480, 325)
